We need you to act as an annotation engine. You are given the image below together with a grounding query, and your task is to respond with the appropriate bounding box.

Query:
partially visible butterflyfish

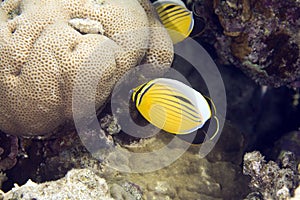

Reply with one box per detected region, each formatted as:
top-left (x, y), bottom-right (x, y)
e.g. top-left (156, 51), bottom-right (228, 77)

top-left (130, 78), bottom-right (219, 144)
top-left (152, 0), bottom-right (194, 44)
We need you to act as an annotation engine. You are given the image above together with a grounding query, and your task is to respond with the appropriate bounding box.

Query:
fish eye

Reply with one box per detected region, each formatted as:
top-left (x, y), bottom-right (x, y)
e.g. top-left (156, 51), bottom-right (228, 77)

top-left (129, 89), bottom-right (134, 96)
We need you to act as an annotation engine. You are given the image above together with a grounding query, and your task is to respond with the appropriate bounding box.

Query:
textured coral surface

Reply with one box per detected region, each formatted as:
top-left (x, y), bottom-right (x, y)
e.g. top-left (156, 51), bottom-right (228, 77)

top-left (243, 151), bottom-right (299, 200)
top-left (1, 168), bottom-right (113, 200)
top-left (213, 0), bottom-right (300, 87)
top-left (186, 0), bottom-right (300, 87)
top-left (0, 0), bottom-right (173, 136)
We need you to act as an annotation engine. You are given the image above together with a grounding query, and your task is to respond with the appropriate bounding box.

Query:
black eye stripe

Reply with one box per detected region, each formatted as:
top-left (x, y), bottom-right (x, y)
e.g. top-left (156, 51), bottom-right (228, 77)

top-left (134, 83), bottom-right (147, 104)
top-left (158, 4), bottom-right (177, 14)
top-left (138, 82), bottom-right (155, 106)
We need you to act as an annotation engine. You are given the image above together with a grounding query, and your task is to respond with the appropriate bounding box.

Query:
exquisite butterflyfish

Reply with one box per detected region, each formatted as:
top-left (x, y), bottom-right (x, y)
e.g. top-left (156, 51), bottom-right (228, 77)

top-left (152, 0), bottom-right (194, 44)
top-left (130, 78), bottom-right (219, 144)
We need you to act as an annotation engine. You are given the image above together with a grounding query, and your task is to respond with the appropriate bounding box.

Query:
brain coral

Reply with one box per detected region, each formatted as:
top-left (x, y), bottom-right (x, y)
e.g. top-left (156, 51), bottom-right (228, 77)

top-left (0, 0), bottom-right (173, 136)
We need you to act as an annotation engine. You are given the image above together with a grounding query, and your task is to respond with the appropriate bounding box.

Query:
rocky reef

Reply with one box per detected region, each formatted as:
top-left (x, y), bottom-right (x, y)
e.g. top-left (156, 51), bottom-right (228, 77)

top-left (243, 151), bottom-right (299, 200)
top-left (0, 121), bottom-right (250, 200)
top-left (276, 131), bottom-right (300, 161)
top-left (0, 168), bottom-right (113, 200)
top-left (0, 133), bottom-right (18, 171)
top-left (187, 0), bottom-right (300, 87)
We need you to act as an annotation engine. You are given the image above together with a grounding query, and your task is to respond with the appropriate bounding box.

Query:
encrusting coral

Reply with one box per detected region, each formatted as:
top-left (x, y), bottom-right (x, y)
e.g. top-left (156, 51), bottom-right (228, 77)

top-left (186, 0), bottom-right (299, 87)
top-left (213, 0), bottom-right (300, 87)
top-left (0, 0), bottom-right (173, 136)
top-left (243, 151), bottom-right (299, 200)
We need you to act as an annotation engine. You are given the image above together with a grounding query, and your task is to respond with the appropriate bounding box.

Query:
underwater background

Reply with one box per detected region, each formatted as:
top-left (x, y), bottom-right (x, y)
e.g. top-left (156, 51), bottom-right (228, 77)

top-left (0, 0), bottom-right (299, 199)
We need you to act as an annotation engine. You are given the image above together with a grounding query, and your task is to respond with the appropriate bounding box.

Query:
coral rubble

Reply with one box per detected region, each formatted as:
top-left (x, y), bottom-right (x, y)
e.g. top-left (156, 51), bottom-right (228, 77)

top-left (243, 151), bottom-right (299, 200)
top-left (1, 168), bottom-right (113, 200)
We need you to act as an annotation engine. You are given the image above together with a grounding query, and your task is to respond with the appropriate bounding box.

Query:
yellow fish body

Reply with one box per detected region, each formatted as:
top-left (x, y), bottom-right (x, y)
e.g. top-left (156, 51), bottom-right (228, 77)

top-left (131, 78), bottom-right (212, 135)
top-left (152, 0), bottom-right (194, 44)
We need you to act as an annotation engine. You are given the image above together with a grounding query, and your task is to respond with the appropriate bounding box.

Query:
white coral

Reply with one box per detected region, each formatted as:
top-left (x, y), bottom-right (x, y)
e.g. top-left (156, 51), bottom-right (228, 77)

top-left (68, 18), bottom-right (104, 34)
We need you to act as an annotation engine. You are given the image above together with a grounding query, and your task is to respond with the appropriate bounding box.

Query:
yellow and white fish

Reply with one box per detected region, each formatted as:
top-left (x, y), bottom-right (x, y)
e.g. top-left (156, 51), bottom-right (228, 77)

top-left (152, 0), bottom-right (194, 44)
top-left (131, 78), bottom-right (219, 144)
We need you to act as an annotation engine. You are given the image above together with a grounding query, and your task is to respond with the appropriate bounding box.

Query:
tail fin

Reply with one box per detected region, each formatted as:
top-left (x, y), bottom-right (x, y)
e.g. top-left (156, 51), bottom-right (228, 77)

top-left (203, 96), bottom-right (220, 141)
